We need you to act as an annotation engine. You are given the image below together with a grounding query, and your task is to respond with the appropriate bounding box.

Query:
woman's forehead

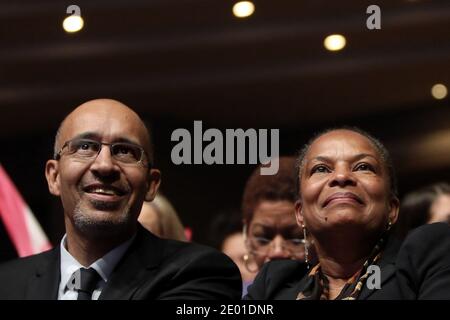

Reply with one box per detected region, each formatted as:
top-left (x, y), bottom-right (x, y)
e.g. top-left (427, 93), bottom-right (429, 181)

top-left (306, 130), bottom-right (380, 160)
top-left (251, 201), bottom-right (296, 225)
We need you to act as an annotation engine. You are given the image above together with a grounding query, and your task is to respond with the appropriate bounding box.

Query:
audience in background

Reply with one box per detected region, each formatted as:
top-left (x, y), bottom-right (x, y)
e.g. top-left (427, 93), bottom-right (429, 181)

top-left (138, 192), bottom-right (187, 241)
top-left (241, 156), bottom-right (307, 278)
top-left (209, 210), bottom-right (255, 296)
top-left (395, 182), bottom-right (450, 239)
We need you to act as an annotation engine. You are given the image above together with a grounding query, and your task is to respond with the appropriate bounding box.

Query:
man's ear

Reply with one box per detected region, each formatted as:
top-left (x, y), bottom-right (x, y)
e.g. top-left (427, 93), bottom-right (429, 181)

top-left (389, 196), bottom-right (400, 225)
top-left (295, 200), bottom-right (304, 227)
top-left (45, 160), bottom-right (61, 196)
top-left (145, 168), bottom-right (161, 201)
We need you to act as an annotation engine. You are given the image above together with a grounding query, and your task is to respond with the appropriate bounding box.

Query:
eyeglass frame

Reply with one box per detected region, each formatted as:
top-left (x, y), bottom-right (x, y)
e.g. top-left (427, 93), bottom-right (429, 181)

top-left (247, 236), bottom-right (307, 257)
top-left (242, 229), bottom-right (307, 273)
top-left (242, 224), bottom-right (307, 258)
top-left (54, 138), bottom-right (152, 168)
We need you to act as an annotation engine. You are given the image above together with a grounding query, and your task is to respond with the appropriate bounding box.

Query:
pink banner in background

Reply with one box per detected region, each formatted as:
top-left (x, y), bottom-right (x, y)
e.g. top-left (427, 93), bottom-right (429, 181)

top-left (0, 164), bottom-right (52, 257)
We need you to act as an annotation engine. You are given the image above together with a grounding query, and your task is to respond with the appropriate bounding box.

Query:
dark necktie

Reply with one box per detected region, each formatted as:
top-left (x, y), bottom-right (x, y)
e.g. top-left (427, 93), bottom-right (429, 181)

top-left (75, 268), bottom-right (101, 300)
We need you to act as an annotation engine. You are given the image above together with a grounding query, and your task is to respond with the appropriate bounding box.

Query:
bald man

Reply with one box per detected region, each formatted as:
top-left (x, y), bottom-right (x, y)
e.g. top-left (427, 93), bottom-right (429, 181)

top-left (0, 99), bottom-right (241, 300)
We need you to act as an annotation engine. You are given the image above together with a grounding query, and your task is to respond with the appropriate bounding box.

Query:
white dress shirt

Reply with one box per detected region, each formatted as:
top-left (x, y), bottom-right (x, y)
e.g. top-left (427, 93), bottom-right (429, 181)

top-left (58, 234), bottom-right (135, 300)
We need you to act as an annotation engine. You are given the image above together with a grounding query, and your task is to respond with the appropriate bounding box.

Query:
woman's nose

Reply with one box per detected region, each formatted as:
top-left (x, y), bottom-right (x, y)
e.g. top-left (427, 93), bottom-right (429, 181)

top-left (266, 236), bottom-right (291, 261)
top-left (329, 164), bottom-right (356, 188)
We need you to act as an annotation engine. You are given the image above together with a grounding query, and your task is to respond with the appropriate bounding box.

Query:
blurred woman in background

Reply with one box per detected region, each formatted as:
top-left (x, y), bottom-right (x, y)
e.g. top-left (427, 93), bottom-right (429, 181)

top-left (139, 192), bottom-right (187, 241)
top-left (395, 182), bottom-right (450, 239)
top-left (209, 210), bottom-right (255, 296)
top-left (241, 156), bottom-right (307, 278)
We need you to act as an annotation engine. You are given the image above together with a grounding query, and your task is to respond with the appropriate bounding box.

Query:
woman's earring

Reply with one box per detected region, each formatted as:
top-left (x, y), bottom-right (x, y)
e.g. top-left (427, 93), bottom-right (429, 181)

top-left (302, 224), bottom-right (310, 269)
top-left (243, 253), bottom-right (258, 273)
top-left (387, 221), bottom-right (392, 231)
top-left (242, 224), bottom-right (258, 273)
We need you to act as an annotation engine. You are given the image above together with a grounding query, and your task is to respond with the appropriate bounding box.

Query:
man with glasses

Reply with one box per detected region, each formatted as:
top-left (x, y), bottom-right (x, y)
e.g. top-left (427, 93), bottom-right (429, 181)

top-left (0, 98), bottom-right (241, 300)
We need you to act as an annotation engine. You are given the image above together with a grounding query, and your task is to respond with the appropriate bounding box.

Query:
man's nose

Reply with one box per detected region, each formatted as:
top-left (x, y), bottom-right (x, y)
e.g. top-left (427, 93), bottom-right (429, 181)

top-left (266, 236), bottom-right (291, 261)
top-left (328, 164), bottom-right (356, 188)
top-left (89, 146), bottom-right (119, 176)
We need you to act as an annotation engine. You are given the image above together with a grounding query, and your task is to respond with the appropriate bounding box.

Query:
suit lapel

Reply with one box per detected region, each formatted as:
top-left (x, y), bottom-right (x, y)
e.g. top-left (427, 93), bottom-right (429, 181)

top-left (358, 264), bottom-right (396, 300)
top-left (99, 226), bottom-right (163, 300)
top-left (25, 248), bottom-right (61, 300)
top-left (285, 273), bottom-right (310, 300)
top-left (359, 235), bottom-right (401, 300)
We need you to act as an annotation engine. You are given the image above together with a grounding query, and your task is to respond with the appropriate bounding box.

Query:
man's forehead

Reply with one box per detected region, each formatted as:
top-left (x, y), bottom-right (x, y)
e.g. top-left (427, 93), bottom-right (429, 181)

top-left (58, 100), bottom-right (150, 148)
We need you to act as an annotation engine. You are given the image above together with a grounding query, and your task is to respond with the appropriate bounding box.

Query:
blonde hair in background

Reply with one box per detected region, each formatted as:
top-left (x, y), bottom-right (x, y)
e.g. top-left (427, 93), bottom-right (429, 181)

top-left (139, 193), bottom-right (187, 241)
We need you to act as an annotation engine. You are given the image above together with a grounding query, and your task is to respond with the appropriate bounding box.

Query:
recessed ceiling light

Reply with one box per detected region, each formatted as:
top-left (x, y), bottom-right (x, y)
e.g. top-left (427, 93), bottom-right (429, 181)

top-left (233, 1), bottom-right (255, 18)
top-left (63, 15), bottom-right (84, 33)
top-left (431, 83), bottom-right (448, 100)
top-left (323, 34), bottom-right (346, 52)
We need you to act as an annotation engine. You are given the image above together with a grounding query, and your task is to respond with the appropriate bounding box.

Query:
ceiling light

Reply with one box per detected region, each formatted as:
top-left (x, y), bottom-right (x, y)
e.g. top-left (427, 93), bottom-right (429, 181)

top-left (233, 1), bottom-right (255, 18)
top-left (431, 83), bottom-right (448, 100)
top-left (63, 15), bottom-right (84, 33)
top-left (323, 34), bottom-right (346, 52)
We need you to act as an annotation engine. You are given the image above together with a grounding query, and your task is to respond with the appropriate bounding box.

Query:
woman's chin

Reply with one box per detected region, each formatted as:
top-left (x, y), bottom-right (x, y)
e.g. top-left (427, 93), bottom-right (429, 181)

top-left (323, 210), bottom-right (363, 225)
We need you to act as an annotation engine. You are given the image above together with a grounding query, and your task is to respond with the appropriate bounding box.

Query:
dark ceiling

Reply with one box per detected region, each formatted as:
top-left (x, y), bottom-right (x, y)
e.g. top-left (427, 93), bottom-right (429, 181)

top-left (0, 0), bottom-right (449, 247)
top-left (1, 0), bottom-right (449, 129)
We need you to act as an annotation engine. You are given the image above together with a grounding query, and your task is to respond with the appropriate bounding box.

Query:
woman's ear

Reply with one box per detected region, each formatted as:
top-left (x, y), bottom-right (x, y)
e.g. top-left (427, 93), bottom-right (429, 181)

top-left (389, 196), bottom-right (400, 224)
top-left (45, 160), bottom-right (61, 196)
top-left (145, 168), bottom-right (161, 201)
top-left (295, 200), bottom-right (304, 227)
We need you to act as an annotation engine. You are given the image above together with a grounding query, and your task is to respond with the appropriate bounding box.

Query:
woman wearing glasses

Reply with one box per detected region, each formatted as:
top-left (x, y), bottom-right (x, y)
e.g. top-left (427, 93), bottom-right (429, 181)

top-left (241, 156), bottom-right (310, 295)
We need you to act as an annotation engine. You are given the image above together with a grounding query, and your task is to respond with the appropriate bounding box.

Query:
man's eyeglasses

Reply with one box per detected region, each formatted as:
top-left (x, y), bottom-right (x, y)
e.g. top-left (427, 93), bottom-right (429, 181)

top-left (55, 138), bottom-right (150, 167)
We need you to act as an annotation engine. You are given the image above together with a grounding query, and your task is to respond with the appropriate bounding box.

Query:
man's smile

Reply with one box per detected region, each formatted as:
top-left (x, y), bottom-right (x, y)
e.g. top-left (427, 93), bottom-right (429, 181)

top-left (82, 183), bottom-right (129, 203)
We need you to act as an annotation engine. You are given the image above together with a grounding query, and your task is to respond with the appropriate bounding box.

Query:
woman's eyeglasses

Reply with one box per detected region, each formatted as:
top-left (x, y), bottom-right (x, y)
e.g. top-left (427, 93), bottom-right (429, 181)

top-left (247, 235), bottom-right (306, 258)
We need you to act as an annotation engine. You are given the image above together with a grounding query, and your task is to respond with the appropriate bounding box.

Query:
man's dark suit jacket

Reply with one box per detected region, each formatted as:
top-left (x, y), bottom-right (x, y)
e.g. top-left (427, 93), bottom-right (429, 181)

top-left (245, 223), bottom-right (450, 300)
top-left (0, 226), bottom-right (242, 300)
